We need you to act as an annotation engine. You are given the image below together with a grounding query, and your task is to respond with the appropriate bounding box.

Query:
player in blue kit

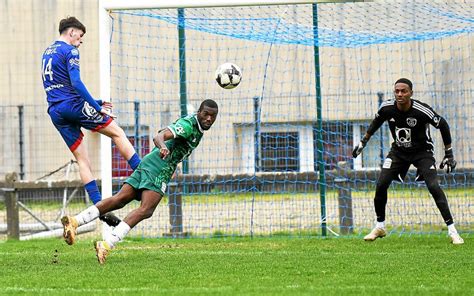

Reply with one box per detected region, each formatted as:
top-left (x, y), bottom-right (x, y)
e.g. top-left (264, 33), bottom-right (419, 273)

top-left (42, 17), bottom-right (140, 226)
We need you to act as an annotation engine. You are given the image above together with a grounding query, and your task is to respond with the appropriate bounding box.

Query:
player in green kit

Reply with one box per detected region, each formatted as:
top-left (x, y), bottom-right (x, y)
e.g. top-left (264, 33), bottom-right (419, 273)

top-left (60, 99), bottom-right (218, 264)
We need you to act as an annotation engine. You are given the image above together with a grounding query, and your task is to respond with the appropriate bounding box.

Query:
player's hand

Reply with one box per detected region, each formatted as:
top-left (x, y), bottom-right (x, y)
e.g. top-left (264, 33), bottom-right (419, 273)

top-left (352, 138), bottom-right (368, 158)
top-left (101, 101), bottom-right (113, 110)
top-left (439, 148), bottom-right (456, 173)
top-left (100, 108), bottom-right (117, 119)
top-left (160, 147), bottom-right (170, 159)
top-left (101, 101), bottom-right (113, 113)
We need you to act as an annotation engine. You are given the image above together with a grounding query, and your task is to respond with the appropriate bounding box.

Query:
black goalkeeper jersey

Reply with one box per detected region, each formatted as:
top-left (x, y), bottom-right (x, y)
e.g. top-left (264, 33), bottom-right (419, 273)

top-left (367, 99), bottom-right (450, 153)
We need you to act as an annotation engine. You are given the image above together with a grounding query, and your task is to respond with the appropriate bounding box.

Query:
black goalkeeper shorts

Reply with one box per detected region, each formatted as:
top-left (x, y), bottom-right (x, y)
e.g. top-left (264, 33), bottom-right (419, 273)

top-left (380, 149), bottom-right (437, 182)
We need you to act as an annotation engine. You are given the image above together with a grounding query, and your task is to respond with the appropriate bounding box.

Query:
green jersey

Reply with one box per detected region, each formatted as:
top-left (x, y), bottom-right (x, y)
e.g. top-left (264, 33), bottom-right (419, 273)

top-left (165, 114), bottom-right (204, 164)
top-left (126, 114), bottom-right (204, 195)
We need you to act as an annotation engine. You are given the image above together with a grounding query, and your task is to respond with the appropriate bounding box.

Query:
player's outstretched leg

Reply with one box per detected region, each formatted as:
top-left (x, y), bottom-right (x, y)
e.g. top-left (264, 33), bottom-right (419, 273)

top-left (364, 227), bottom-right (386, 241)
top-left (61, 216), bottom-right (78, 245)
top-left (94, 241), bottom-right (111, 265)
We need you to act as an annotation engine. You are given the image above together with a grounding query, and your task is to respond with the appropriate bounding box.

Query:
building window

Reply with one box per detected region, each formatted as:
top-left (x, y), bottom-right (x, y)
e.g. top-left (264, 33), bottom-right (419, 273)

top-left (314, 122), bottom-right (353, 171)
top-left (351, 121), bottom-right (391, 170)
top-left (313, 121), bottom-right (390, 171)
top-left (359, 122), bottom-right (390, 169)
top-left (259, 132), bottom-right (299, 172)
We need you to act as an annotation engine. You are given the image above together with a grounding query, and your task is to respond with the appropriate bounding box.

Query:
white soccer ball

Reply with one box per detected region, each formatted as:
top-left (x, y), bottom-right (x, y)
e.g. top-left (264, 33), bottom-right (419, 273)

top-left (215, 63), bottom-right (242, 89)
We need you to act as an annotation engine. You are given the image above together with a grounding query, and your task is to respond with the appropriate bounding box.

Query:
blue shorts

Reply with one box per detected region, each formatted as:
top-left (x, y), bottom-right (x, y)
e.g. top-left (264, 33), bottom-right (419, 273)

top-left (48, 100), bottom-right (112, 151)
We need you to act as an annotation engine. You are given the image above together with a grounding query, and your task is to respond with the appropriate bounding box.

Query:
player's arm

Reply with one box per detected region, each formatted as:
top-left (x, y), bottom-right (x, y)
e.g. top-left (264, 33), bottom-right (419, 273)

top-left (66, 50), bottom-right (116, 118)
top-left (155, 118), bottom-right (193, 159)
top-left (67, 55), bottom-right (100, 112)
top-left (432, 115), bottom-right (452, 148)
top-left (153, 128), bottom-right (174, 159)
top-left (352, 109), bottom-right (386, 158)
top-left (431, 112), bottom-right (456, 173)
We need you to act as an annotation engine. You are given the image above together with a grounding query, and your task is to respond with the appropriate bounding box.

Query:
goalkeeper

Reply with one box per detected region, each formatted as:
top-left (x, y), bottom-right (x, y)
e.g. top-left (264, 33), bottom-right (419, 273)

top-left (61, 99), bottom-right (219, 264)
top-left (352, 78), bottom-right (463, 245)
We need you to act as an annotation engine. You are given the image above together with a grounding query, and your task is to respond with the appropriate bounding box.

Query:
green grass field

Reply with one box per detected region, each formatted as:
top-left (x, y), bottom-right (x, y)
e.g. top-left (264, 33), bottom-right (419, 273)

top-left (0, 236), bottom-right (472, 295)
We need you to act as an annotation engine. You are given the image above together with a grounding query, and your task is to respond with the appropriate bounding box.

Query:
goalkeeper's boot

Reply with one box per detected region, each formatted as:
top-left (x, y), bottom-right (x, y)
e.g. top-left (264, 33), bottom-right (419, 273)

top-left (449, 233), bottom-right (464, 245)
top-left (94, 241), bottom-right (111, 265)
top-left (61, 216), bottom-right (78, 245)
top-left (364, 227), bottom-right (387, 241)
top-left (99, 212), bottom-right (121, 227)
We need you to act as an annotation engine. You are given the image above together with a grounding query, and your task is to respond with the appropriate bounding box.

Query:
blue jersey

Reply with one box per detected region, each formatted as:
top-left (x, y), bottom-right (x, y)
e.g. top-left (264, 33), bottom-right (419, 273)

top-left (42, 41), bottom-right (82, 105)
top-left (43, 40), bottom-right (111, 151)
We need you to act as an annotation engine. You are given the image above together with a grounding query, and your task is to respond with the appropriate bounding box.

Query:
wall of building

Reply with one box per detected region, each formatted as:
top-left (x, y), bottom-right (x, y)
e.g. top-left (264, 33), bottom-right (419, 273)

top-left (1, 1), bottom-right (472, 180)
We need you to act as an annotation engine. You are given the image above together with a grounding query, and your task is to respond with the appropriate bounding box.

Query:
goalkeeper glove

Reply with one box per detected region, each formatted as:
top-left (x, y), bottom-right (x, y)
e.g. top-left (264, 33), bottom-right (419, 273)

top-left (352, 138), bottom-right (368, 158)
top-left (439, 148), bottom-right (456, 173)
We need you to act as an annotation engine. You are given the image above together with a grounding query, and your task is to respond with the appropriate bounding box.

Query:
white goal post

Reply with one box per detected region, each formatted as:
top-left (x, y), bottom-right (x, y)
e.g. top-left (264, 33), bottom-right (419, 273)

top-left (98, 0), bottom-right (368, 238)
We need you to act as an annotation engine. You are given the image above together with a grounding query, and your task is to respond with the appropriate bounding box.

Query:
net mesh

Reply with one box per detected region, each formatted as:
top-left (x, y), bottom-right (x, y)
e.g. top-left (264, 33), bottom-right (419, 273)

top-left (106, 1), bottom-right (473, 237)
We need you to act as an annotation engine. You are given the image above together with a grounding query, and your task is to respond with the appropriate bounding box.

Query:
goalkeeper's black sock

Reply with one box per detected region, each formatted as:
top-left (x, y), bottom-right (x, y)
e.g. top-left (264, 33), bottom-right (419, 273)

top-left (99, 212), bottom-right (122, 227)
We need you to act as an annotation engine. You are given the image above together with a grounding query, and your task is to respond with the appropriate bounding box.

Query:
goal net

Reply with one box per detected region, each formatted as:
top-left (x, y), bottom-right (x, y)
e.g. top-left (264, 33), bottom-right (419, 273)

top-left (100, 0), bottom-right (474, 237)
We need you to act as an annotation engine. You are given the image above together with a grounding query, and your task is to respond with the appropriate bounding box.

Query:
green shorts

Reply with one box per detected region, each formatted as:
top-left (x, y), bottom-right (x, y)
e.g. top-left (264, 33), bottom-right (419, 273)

top-left (125, 168), bottom-right (167, 196)
top-left (124, 148), bottom-right (175, 196)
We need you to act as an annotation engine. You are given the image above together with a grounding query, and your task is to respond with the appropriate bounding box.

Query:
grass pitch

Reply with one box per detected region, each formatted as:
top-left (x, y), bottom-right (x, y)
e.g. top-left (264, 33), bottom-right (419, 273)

top-left (0, 236), bottom-right (472, 295)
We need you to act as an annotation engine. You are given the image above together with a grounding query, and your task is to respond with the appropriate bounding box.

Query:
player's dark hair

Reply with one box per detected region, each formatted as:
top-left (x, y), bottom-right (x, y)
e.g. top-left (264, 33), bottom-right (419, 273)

top-left (199, 99), bottom-right (218, 111)
top-left (59, 16), bottom-right (86, 35)
top-left (395, 78), bottom-right (413, 90)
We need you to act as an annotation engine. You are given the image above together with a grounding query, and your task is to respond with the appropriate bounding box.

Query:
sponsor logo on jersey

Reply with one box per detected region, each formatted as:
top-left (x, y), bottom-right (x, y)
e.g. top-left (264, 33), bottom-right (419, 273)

top-left (44, 84), bottom-right (64, 92)
top-left (82, 102), bottom-right (104, 122)
top-left (71, 49), bottom-right (79, 56)
top-left (69, 58), bottom-right (80, 67)
top-left (395, 127), bottom-right (412, 147)
top-left (175, 124), bottom-right (185, 135)
top-left (406, 117), bottom-right (417, 127)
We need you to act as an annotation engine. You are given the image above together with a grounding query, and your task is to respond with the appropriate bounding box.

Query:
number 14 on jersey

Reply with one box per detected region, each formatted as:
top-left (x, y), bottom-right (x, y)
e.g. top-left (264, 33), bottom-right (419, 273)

top-left (42, 58), bottom-right (53, 81)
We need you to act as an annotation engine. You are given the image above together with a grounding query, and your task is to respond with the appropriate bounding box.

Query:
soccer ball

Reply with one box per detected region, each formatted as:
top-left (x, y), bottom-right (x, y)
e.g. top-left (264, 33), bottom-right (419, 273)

top-left (215, 63), bottom-right (242, 89)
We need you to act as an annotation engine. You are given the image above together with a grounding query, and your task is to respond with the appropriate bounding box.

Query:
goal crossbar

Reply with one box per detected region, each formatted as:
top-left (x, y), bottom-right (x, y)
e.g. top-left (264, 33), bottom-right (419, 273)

top-left (100, 0), bottom-right (368, 10)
